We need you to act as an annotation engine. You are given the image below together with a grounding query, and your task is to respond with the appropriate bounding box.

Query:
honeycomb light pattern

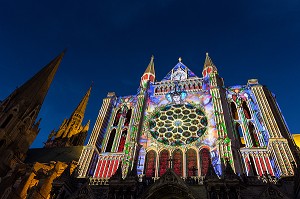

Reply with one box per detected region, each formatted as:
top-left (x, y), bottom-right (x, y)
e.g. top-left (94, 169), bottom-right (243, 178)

top-left (149, 104), bottom-right (208, 146)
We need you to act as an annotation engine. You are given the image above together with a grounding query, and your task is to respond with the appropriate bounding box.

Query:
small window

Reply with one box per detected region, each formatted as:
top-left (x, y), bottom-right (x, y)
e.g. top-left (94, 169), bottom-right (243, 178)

top-left (0, 114), bottom-right (13, 128)
top-left (242, 101), bottom-right (251, 119)
top-left (105, 129), bottom-right (116, 152)
top-left (231, 102), bottom-right (238, 120)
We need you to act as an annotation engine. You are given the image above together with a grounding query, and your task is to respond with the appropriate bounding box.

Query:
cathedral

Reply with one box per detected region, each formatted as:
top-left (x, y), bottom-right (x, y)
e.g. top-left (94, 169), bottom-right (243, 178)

top-left (0, 51), bottom-right (299, 199)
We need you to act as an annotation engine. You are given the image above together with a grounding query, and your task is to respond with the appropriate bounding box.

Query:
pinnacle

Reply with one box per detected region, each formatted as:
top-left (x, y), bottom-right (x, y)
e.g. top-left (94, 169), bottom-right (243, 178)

top-left (72, 85), bottom-right (92, 119)
top-left (203, 52), bottom-right (218, 72)
top-left (144, 55), bottom-right (155, 75)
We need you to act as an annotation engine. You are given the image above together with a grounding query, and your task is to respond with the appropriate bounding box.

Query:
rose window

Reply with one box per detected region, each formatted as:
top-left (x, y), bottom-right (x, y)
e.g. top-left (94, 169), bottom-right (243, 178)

top-left (149, 104), bottom-right (208, 146)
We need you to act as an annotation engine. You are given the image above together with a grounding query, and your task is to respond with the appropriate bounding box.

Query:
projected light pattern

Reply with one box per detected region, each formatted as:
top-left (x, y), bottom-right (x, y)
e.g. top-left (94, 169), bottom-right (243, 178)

top-left (149, 104), bottom-right (208, 146)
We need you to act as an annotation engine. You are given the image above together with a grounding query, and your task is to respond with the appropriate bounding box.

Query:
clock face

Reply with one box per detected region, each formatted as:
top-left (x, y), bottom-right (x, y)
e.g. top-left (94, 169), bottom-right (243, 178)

top-left (172, 71), bottom-right (186, 80)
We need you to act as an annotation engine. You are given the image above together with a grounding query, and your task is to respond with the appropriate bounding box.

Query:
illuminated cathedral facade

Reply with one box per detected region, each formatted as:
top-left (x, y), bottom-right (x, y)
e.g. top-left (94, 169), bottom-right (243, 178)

top-left (74, 54), bottom-right (298, 198)
top-left (0, 52), bottom-right (299, 199)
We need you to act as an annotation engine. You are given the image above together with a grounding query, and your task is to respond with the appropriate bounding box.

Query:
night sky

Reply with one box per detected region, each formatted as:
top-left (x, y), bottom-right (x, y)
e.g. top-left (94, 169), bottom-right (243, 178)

top-left (0, 1), bottom-right (299, 148)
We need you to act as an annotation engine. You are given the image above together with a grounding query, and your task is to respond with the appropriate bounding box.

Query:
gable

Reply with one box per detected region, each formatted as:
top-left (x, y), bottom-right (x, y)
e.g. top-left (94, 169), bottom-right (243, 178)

top-left (161, 62), bottom-right (199, 81)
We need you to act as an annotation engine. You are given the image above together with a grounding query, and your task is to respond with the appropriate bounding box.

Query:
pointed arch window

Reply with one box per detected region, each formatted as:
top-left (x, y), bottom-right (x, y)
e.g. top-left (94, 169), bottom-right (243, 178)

top-left (0, 114), bottom-right (13, 128)
top-left (145, 150), bottom-right (156, 177)
top-left (165, 86), bottom-right (169, 92)
top-left (200, 148), bottom-right (211, 176)
top-left (159, 150), bottom-right (169, 176)
top-left (195, 84), bottom-right (199, 89)
top-left (235, 123), bottom-right (245, 147)
top-left (105, 129), bottom-right (116, 152)
top-left (117, 129), bottom-right (127, 152)
top-left (192, 83), bottom-right (196, 89)
top-left (186, 148), bottom-right (197, 177)
top-left (184, 84), bottom-right (188, 90)
top-left (124, 109), bottom-right (132, 126)
top-left (173, 149), bottom-right (183, 176)
top-left (113, 109), bottom-right (121, 126)
top-left (242, 101), bottom-right (251, 119)
top-left (231, 102), bottom-right (238, 120)
top-left (248, 122), bottom-right (259, 147)
top-left (155, 87), bottom-right (159, 93)
top-left (198, 83), bottom-right (202, 89)
top-left (249, 154), bottom-right (258, 176)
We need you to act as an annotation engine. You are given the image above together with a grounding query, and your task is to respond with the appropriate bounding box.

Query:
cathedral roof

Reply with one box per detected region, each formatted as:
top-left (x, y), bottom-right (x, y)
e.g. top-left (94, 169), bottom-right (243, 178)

top-left (25, 146), bottom-right (83, 163)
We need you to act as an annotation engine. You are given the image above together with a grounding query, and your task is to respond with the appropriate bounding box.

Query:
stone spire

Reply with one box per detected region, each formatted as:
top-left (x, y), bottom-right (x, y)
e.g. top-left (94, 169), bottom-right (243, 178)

top-left (1, 51), bottom-right (65, 117)
top-left (14, 51), bottom-right (65, 105)
top-left (44, 85), bottom-right (92, 148)
top-left (70, 85), bottom-right (92, 122)
top-left (0, 51), bottom-right (65, 176)
top-left (202, 52), bottom-right (218, 77)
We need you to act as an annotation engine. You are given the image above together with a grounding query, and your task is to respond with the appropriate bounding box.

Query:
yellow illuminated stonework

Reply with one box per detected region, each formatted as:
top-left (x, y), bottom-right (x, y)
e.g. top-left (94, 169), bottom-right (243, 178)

top-left (241, 135), bottom-right (300, 148)
top-left (293, 134), bottom-right (300, 147)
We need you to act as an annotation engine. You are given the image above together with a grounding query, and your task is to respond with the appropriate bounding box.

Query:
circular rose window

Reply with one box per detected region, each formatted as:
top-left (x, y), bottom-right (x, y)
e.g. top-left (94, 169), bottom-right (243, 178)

top-left (149, 104), bottom-right (208, 146)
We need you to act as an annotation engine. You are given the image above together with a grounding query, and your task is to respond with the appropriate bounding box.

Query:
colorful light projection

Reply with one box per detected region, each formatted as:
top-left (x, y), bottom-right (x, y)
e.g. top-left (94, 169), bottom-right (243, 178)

top-left (114, 95), bottom-right (137, 108)
top-left (161, 62), bottom-right (198, 81)
top-left (137, 79), bottom-right (221, 175)
top-left (144, 84), bottom-right (218, 148)
top-left (226, 85), bottom-right (268, 147)
top-left (148, 104), bottom-right (208, 146)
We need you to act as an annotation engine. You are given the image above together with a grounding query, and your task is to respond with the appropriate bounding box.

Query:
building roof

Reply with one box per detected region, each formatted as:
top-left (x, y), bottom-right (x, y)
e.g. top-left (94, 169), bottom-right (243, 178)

top-left (25, 146), bottom-right (83, 163)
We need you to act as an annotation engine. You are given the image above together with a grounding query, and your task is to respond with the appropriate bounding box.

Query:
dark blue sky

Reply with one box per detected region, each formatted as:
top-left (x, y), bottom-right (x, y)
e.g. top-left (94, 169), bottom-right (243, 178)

top-left (0, 0), bottom-right (299, 148)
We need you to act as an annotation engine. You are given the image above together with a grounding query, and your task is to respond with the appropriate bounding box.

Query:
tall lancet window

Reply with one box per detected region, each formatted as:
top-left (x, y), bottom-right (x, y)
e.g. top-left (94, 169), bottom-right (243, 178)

top-left (186, 148), bottom-right (197, 177)
top-left (230, 102), bottom-right (239, 120)
top-left (249, 154), bottom-right (258, 176)
top-left (248, 122), bottom-right (259, 147)
top-left (235, 123), bottom-right (245, 147)
top-left (200, 148), bottom-right (211, 176)
top-left (173, 149), bottom-right (183, 176)
top-left (117, 129), bottom-right (127, 152)
top-left (159, 150), bottom-right (169, 176)
top-left (113, 109), bottom-right (121, 126)
top-left (105, 129), bottom-right (116, 152)
top-left (145, 150), bottom-right (156, 177)
top-left (242, 101), bottom-right (251, 119)
top-left (124, 109), bottom-right (132, 126)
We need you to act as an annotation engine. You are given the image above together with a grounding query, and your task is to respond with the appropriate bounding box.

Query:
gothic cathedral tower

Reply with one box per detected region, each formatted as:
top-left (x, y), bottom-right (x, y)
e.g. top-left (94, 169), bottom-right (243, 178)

top-left (0, 52), bottom-right (65, 176)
